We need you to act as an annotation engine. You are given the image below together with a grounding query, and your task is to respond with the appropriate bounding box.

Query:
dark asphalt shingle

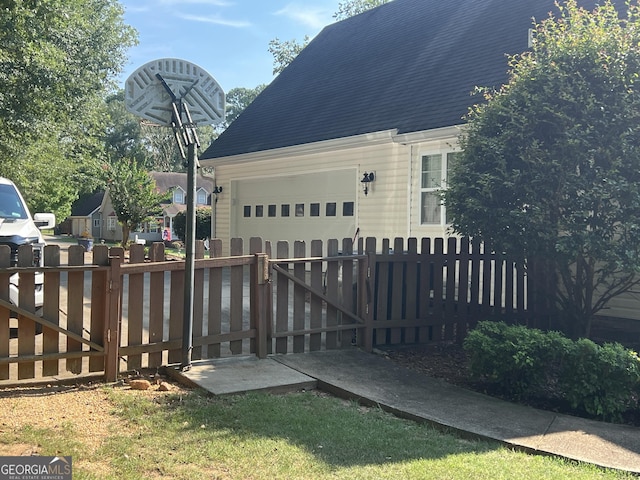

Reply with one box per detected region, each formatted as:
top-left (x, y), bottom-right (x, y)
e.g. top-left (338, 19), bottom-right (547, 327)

top-left (202, 0), bottom-right (613, 160)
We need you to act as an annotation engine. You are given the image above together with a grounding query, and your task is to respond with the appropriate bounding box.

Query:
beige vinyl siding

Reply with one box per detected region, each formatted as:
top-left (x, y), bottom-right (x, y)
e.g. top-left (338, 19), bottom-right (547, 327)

top-left (597, 286), bottom-right (640, 321)
top-left (210, 141), bottom-right (410, 255)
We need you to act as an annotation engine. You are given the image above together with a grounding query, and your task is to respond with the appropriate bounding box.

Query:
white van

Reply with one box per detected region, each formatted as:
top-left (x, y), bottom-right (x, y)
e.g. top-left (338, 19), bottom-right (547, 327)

top-left (0, 177), bottom-right (55, 316)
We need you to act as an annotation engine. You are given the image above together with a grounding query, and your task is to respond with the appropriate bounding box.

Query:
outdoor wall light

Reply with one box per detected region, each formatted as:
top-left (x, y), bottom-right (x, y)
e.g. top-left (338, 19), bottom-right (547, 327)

top-left (213, 186), bottom-right (223, 194)
top-left (361, 172), bottom-right (375, 195)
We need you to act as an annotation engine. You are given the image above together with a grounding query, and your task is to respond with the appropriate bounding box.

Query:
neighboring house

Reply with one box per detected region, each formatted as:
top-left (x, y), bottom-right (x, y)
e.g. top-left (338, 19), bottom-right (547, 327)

top-left (200, 0), bottom-right (613, 253)
top-left (59, 191), bottom-right (104, 239)
top-left (100, 171), bottom-right (213, 244)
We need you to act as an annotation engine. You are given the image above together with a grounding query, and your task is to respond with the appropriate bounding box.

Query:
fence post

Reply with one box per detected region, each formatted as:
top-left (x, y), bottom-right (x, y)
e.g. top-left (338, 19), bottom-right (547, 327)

top-left (254, 253), bottom-right (269, 359)
top-left (104, 249), bottom-right (123, 382)
top-left (89, 245), bottom-right (109, 373)
top-left (0, 246), bottom-right (10, 380)
top-left (359, 253), bottom-right (373, 352)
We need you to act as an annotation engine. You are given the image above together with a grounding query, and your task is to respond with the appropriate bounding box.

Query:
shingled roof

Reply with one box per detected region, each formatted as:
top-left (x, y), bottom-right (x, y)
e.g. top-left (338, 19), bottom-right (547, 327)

top-left (150, 171), bottom-right (213, 194)
top-left (202, 0), bottom-right (613, 160)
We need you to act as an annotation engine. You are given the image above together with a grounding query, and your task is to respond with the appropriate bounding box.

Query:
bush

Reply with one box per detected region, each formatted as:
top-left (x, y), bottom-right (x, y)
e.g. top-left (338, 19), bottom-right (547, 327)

top-left (172, 208), bottom-right (212, 241)
top-left (464, 321), bottom-right (640, 421)
top-left (463, 321), bottom-right (570, 398)
top-left (559, 339), bottom-right (640, 421)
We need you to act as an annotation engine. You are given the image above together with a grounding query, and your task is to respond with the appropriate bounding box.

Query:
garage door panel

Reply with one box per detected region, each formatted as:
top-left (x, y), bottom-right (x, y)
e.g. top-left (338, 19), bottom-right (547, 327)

top-left (232, 170), bottom-right (357, 251)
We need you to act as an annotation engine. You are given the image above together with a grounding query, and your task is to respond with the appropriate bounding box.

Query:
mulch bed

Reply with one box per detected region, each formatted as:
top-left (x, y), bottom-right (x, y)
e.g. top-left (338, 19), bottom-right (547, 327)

top-left (379, 342), bottom-right (640, 428)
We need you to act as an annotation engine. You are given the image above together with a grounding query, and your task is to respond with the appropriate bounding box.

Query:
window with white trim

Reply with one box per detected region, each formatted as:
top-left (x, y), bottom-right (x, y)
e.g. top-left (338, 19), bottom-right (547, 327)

top-left (107, 216), bottom-right (117, 231)
top-left (197, 189), bottom-right (207, 205)
top-left (173, 188), bottom-right (185, 204)
top-left (420, 151), bottom-right (460, 225)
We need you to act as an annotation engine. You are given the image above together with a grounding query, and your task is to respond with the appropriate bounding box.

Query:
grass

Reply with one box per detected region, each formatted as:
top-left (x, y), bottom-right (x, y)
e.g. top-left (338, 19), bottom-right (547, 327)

top-left (6, 388), bottom-right (635, 480)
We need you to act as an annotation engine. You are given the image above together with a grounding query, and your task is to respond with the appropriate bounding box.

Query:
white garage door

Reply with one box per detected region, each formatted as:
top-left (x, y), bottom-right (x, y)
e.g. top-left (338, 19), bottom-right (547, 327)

top-left (231, 169), bottom-right (357, 252)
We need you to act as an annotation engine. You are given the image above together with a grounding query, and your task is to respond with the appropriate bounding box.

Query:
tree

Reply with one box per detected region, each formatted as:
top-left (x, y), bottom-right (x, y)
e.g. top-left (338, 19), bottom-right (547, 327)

top-left (104, 161), bottom-right (167, 248)
top-left (444, 0), bottom-right (640, 338)
top-left (0, 0), bottom-right (136, 213)
top-left (172, 208), bottom-right (212, 242)
top-left (268, 36), bottom-right (310, 75)
top-left (269, 0), bottom-right (390, 75)
top-left (333, 0), bottom-right (392, 20)
top-left (224, 85), bottom-right (267, 126)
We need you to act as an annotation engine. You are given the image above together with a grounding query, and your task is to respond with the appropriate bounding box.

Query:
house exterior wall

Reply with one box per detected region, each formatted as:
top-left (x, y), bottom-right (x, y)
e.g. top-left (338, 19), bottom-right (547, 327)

top-left (99, 194), bottom-right (122, 243)
top-left (207, 129), bottom-right (468, 256)
top-left (208, 135), bottom-right (415, 256)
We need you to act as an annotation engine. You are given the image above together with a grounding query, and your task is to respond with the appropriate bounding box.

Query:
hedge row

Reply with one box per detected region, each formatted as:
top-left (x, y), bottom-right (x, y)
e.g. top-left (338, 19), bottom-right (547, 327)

top-left (463, 321), bottom-right (640, 421)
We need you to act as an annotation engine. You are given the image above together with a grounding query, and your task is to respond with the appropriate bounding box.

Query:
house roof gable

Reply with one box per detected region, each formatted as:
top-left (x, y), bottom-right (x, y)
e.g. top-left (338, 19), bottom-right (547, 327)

top-left (150, 171), bottom-right (213, 194)
top-left (70, 191), bottom-right (104, 217)
top-left (202, 0), bottom-right (612, 160)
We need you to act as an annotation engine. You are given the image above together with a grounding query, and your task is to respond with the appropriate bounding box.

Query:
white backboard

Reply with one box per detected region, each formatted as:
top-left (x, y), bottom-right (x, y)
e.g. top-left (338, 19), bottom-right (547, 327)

top-left (124, 58), bottom-right (225, 126)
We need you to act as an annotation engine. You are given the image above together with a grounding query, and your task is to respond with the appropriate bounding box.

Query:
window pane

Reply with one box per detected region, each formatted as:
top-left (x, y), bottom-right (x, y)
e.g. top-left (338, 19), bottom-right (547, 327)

top-left (243, 206), bottom-right (251, 217)
top-left (295, 203), bottom-right (304, 217)
top-left (255, 205), bottom-right (263, 217)
top-left (421, 154), bottom-right (442, 189)
top-left (421, 192), bottom-right (441, 224)
top-left (281, 204), bottom-right (290, 217)
top-left (343, 201), bottom-right (354, 216)
top-left (326, 202), bottom-right (336, 216)
top-left (268, 204), bottom-right (276, 217)
top-left (310, 203), bottom-right (320, 216)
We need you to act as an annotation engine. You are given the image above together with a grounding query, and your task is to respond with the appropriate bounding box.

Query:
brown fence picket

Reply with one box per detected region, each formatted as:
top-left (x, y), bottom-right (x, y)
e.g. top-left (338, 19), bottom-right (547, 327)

top-left (229, 238), bottom-right (244, 355)
top-left (148, 242), bottom-right (165, 367)
top-left (418, 238), bottom-right (432, 343)
top-left (89, 245), bottom-right (109, 372)
top-left (206, 239), bottom-right (223, 358)
top-left (469, 238), bottom-right (481, 322)
top-left (481, 243), bottom-right (492, 317)
top-left (127, 244), bottom-right (145, 371)
top-left (193, 240), bottom-right (206, 359)
top-left (325, 239), bottom-right (339, 349)
top-left (42, 245), bottom-right (61, 376)
top-left (341, 238), bottom-right (355, 347)
top-left (292, 241), bottom-right (306, 353)
top-left (457, 237), bottom-right (471, 338)
top-left (444, 237), bottom-right (457, 341)
top-left (389, 238), bottom-right (404, 344)
top-left (0, 246), bottom-right (10, 380)
top-left (168, 258), bottom-right (184, 364)
top-left (17, 246), bottom-right (36, 379)
top-left (66, 245), bottom-right (86, 375)
top-left (275, 241), bottom-right (289, 354)
top-left (404, 238), bottom-right (418, 344)
top-left (431, 238), bottom-right (445, 341)
top-left (309, 240), bottom-right (323, 351)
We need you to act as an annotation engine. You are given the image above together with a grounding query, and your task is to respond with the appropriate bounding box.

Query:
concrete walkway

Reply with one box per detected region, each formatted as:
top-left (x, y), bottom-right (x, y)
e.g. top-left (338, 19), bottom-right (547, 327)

top-left (169, 348), bottom-right (640, 474)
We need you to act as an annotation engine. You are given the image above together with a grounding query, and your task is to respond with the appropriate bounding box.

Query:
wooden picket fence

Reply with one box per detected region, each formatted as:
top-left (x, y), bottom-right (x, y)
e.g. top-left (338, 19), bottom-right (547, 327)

top-left (0, 236), bottom-right (542, 385)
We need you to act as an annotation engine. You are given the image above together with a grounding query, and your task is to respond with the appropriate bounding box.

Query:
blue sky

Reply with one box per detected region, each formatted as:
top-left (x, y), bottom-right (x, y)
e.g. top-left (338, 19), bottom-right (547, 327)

top-left (119, 0), bottom-right (342, 92)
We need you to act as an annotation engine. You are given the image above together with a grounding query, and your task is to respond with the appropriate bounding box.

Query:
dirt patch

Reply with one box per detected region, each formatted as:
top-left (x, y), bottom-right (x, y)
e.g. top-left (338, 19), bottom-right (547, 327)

top-left (0, 374), bottom-right (190, 475)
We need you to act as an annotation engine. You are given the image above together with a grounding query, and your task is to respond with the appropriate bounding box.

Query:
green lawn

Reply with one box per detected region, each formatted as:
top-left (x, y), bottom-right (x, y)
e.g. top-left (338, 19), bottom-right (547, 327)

top-left (9, 388), bottom-right (635, 480)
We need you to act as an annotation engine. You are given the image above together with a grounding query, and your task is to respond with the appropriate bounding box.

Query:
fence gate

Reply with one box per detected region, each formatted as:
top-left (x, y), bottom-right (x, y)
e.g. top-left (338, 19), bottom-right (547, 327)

top-left (0, 244), bottom-right (111, 383)
top-left (268, 238), bottom-right (372, 355)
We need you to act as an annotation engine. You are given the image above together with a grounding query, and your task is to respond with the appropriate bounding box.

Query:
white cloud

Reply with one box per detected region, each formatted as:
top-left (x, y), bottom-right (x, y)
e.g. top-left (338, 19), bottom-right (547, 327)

top-left (275, 3), bottom-right (332, 30)
top-left (178, 13), bottom-right (251, 28)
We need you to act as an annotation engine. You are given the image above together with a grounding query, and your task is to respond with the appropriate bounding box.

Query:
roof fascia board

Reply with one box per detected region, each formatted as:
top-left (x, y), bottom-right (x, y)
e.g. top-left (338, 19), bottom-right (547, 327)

top-left (201, 129), bottom-right (399, 166)
top-left (392, 125), bottom-right (464, 145)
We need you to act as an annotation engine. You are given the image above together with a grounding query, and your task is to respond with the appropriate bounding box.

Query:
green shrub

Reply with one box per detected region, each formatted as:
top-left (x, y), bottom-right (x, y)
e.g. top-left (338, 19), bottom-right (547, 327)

top-left (464, 321), bottom-right (640, 421)
top-left (463, 321), bottom-right (570, 398)
top-left (559, 339), bottom-right (640, 421)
